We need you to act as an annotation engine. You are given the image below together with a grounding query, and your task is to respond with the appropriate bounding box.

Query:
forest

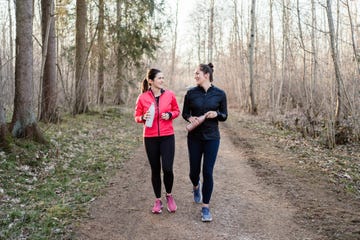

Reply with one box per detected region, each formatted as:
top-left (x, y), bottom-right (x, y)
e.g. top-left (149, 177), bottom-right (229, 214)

top-left (0, 0), bottom-right (359, 239)
top-left (0, 0), bottom-right (359, 147)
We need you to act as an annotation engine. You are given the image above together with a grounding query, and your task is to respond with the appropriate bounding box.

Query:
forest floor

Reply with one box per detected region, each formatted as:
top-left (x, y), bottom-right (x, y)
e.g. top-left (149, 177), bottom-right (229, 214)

top-left (75, 110), bottom-right (360, 240)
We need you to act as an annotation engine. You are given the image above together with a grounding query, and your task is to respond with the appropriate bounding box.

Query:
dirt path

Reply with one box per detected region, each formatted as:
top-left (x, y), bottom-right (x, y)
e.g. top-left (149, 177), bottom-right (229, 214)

top-left (75, 120), bottom-right (325, 240)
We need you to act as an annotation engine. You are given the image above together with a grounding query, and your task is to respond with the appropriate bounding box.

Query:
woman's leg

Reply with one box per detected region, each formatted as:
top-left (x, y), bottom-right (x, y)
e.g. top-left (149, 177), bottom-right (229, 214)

top-left (202, 139), bottom-right (220, 204)
top-left (187, 137), bottom-right (204, 186)
top-left (160, 135), bottom-right (175, 194)
top-left (144, 137), bottom-right (161, 198)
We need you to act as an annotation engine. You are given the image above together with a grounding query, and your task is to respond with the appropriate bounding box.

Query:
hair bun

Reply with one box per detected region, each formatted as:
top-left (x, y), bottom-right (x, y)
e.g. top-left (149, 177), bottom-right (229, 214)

top-left (208, 63), bottom-right (214, 71)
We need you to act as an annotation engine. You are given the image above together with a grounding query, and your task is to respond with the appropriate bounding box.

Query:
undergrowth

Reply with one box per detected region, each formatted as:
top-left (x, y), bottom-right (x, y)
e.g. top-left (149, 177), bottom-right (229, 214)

top-left (227, 111), bottom-right (360, 198)
top-left (0, 107), bottom-right (141, 239)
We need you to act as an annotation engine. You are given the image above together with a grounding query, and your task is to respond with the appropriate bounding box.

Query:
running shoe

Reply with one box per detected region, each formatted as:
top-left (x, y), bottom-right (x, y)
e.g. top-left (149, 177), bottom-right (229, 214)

top-left (193, 181), bottom-right (202, 203)
top-left (151, 199), bottom-right (163, 214)
top-left (201, 207), bottom-right (213, 222)
top-left (166, 194), bottom-right (177, 213)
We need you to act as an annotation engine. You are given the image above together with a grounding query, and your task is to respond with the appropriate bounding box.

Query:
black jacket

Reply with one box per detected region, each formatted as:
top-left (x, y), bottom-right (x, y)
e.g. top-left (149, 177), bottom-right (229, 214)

top-left (182, 85), bottom-right (228, 140)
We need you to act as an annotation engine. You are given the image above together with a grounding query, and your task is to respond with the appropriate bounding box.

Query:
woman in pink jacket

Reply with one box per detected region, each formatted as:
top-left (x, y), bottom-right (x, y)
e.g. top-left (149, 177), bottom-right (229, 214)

top-left (134, 68), bottom-right (180, 214)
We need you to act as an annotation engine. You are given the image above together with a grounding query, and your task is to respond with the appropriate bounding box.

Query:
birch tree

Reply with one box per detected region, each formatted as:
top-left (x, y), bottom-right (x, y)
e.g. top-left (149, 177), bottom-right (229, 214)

top-left (170, 0), bottom-right (179, 87)
top-left (248, 0), bottom-right (257, 114)
top-left (208, 0), bottom-right (215, 63)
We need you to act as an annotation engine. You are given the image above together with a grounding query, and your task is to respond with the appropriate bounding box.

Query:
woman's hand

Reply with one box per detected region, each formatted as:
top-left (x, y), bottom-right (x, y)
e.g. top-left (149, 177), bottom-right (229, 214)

top-left (161, 112), bottom-right (170, 120)
top-left (188, 116), bottom-right (200, 123)
top-left (142, 110), bottom-right (150, 120)
top-left (205, 111), bottom-right (218, 119)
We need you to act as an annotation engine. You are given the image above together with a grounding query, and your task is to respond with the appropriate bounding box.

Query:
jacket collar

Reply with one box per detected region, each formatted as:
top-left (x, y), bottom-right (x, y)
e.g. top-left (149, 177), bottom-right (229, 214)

top-left (148, 88), bottom-right (165, 97)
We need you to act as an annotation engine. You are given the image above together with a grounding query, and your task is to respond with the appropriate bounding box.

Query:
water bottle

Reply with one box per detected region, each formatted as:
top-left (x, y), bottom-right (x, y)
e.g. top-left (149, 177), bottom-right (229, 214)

top-left (145, 102), bottom-right (155, 127)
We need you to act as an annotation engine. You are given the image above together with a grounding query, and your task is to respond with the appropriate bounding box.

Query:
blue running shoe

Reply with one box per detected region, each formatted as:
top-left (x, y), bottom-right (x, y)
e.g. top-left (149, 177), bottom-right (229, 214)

top-left (193, 181), bottom-right (202, 203)
top-left (201, 207), bottom-right (212, 222)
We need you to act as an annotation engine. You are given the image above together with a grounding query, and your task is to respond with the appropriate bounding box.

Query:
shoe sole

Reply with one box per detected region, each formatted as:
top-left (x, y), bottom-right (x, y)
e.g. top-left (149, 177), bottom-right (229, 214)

top-left (201, 217), bottom-right (212, 222)
top-left (152, 205), bottom-right (163, 214)
top-left (167, 207), bottom-right (177, 213)
top-left (152, 209), bottom-right (162, 214)
top-left (201, 208), bottom-right (212, 222)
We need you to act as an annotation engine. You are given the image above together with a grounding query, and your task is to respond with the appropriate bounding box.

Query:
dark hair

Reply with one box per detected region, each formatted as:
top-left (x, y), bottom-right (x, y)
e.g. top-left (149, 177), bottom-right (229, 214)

top-left (141, 68), bottom-right (161, 93)
top-left (199, 63), bottom-right (214, 82)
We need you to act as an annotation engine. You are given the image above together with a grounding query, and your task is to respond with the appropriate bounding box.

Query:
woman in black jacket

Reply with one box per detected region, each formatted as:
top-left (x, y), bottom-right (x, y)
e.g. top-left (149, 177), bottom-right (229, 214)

top-left (182, 63), bottom-right (228, 222)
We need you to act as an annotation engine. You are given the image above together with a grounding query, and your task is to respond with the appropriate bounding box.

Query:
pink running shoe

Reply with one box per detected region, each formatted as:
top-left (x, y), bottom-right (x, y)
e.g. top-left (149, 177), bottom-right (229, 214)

top-left (166, 194), bottom-right (177, 213)
top-left (152, 199), bottom-right (163, 214)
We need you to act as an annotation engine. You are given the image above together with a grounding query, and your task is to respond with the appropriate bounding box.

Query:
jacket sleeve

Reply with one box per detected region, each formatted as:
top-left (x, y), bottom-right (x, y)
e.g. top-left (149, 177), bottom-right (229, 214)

top-left (169, 93), bottom-right (180, 119)
top-left (134, 95), bottom-right (145, 123)
top-left (216, 91), bottom-right (228, 122)
top-left (182, 91), bottom-right (191, 122)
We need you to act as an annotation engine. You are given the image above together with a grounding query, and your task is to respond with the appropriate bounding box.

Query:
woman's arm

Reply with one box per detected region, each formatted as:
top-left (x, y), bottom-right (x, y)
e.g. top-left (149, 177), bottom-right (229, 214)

top-left (216, 91), bottom-right (228, 122)
top-left (134, 96), bottom-right (145, 123)
top-left (182, 92), bottom-right (191, 122)
top-left (169, 93), bottom-right (180, 119)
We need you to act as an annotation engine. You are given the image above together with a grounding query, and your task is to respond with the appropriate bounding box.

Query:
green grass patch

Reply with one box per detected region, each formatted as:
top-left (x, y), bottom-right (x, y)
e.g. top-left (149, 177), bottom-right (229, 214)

top-left (0, 106), bottom-right (142, 239)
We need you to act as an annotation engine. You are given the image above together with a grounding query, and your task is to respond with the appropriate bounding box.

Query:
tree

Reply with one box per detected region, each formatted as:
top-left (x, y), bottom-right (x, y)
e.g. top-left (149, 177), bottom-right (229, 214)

top-left (326, 0), bottom-right (343, 123)
top-left (269, 0), bottom-right (277, 111)
top-left (344, 0), bottom-right (360, 74)
top-left (11, 0), bottom-right (45, 143)
top-left (208, 0), bottom-right (215, 63)
top-left (74, 0), bottom-right (89, 114)
top-left (248, 0), bottom-right (257, 114)
top-left (170, 0), bottom-right (179, 88)
top-left (114, 0), bottom-right (125, 105)
top-left (113, 0), bottom-right (162, 104)
top-left (39, 0), bottom-right (58, 122)
top-left (0, 53), bottom-right (9, 150)
top-left (97, 0), bottom-right (105, 104)
top-left (0, 102), bottom-right (9, 151)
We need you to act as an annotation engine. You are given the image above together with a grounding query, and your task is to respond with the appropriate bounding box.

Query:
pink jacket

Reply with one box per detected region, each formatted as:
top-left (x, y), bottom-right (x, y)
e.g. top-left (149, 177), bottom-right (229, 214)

top-left (134, 89), bottom-right (180, 137)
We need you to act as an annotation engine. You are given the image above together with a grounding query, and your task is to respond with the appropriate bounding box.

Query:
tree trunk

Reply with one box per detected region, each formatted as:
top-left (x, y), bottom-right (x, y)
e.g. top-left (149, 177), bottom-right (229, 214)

top-left (0, 52), bottom-right (9, 150)
top-left (74, 0), bottom-right (89, 114)
top-left (11, 0), bottom-right (45, 143)
top-left (345, 0), bottom-right (360, 74)
top-left (311, 0), bottom-right (318, 105)
top-left (97, 0), bottom-right (105, 104)
top-left (248, 0), bottom-right (257, 114)
top-left (170, 0), bottom-right (179, 88)
top-left (326, 0), bottom-right (342, 123)
top-left (297, 0), bottom-right (308, 103)
top-left (276, 0), bottom-right (289, 112)
top-left (208, 0), bottom-right (214, 63)
top-left (0, 103), bottom-right (10, 151)
top-left (40, 0), bottom-right (58, 122)
top-left (8, 0), bottom-right (14, 101)
top-left (269, 0), bottom-right (276, 111)
top-left (114, 0), bottom-right (125, 105)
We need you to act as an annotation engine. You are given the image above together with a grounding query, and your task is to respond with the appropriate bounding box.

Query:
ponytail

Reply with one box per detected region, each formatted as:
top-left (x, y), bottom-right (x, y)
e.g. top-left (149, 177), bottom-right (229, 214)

top-left (141, 78), bottom-right (149, 93)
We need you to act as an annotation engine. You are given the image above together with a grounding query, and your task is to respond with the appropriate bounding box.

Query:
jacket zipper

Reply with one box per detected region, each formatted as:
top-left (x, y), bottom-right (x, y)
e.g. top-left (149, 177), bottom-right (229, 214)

top-left (156, 98), bottom-right (160, 136)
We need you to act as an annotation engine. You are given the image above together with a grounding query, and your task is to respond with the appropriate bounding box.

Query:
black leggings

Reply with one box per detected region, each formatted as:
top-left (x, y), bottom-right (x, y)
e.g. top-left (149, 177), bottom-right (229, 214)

top-left (144, 135), bottom-right (175, 198)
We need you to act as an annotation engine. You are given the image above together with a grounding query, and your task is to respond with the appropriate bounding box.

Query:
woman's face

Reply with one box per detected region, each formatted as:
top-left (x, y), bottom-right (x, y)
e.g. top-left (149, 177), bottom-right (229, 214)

top-left (194, 67), bottom-right (209, 86)
top-left (150, 72), bottom-right (164, 89)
